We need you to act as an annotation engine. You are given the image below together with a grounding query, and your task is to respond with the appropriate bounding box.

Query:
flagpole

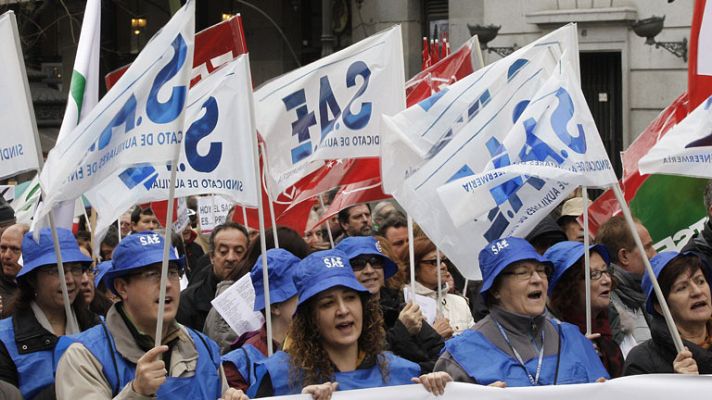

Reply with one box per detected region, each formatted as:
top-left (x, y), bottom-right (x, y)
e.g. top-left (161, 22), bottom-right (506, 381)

top-left (319, 194), bottom-right (335, 248)
top-left (246, 56), bottom-right (274, 356)
top-left (241, 206), bottom-right (249, 231)
top-left (436, 248), bottom-right (443, 314)
top-left (612, 184), bottom-right (684, 353)
top-left (117, 219), bottom-right (122, 240)
top-left (582, 186), bottom-right (592, 336)
top-left (259, 143), bottom-right (280, 248)
top-left (154, 157), bottom-right (179, 347)
top-left (407, 214), bottom-right (416, 299)
top-left (11, 8), bottom-right (78, 334)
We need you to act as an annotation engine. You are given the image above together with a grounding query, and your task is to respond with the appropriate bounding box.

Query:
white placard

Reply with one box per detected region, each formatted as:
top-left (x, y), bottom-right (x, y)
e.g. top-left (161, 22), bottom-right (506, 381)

top-left (402, 286), bottom-right (437, 325)
top-left (197, 195), bottom-right (232, 233)
top-left (211, 274), bottom-right (265, 336)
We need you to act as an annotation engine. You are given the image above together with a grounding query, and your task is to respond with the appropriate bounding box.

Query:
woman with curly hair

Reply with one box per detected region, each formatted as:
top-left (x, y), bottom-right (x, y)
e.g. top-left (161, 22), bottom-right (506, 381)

top-left (249, 249), bottom-right (452, 399)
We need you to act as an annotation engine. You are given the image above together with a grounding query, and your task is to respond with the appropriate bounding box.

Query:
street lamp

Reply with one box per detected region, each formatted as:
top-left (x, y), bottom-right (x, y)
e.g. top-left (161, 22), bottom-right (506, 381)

top-left (632, 15), bottom-right (687, 62)
top-left (467, 24), bottom-right (517, 58)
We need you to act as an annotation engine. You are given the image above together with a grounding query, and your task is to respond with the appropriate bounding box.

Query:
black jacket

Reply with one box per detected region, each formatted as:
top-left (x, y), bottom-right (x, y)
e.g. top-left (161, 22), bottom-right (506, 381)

top-left (379, 287), bottom-right (444, 373)
top-left (177, 266), bottom-right (219, 331)
top-left (623, 314), bottom-right (712, 375)
top-left (683, 218), bottom-right (712, 269)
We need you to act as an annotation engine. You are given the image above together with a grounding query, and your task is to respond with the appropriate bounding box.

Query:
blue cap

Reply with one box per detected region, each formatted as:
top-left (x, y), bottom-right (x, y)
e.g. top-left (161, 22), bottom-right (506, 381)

top-left (643, 251), bottom-right (711, 315)
top-left (293, 249), bottom-right (368, 307)
top-left (478, 237), bottom-right (552, 299)
top-left (18, 228), bottom-right (92, 278)
top-left (104, 231), bottom-right (182, 293)
top-left (94, 261), bottom-right (113, 288)
top-left (335, 236), bottom-right (397, 279)
top-left (251, 249), bottom-right (300, 311)
top-left (544, 241), bottom-right (610, 294)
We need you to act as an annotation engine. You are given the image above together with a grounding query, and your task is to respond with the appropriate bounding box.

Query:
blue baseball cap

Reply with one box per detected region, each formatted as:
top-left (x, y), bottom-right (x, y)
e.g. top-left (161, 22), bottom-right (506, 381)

top-left (18, 228), bottom-right (92, 278)
top-left (251, 249), bottom-right (300, 311)
top-left (335, 236), bottom-right (397, 279)
top-left (293, 249), bottom-right (368, 307)
top-left (478, 237), bottom-right (552, 300)
top-left (643, 251), bottom-right (712, 315)
top-left (104, 231), bottom-right (182, 293)
top-left (94, 260), bottom-right (113, 288)
top-left (544, 241), bottom-right (610, 294)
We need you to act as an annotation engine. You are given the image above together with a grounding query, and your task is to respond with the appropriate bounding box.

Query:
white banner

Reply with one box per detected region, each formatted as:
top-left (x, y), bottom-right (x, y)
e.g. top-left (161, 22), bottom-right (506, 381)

top-left (437, 58), bottom-right (617, 227)
top-left (197, 195), bottom-right (232, 233)
top-left (259, 376), bottom-right (711, 400)
top-left (639, 96), bottom-right (712, 179)
top-left (380, 25), bottom-right (581, 279)
top-left (255, 26), bottom-right (405, 198)
top-left (86, 55), bottom-right (258, 238)
top-left (0, 11), bottom-right (40, 180)
top-left (37, 0), bottom-right (196, 225)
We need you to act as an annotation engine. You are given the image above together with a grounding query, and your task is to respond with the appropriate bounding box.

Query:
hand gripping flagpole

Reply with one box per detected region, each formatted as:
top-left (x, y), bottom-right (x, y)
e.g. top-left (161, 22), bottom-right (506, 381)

top-left (247, 58), bottom-right (274, 356)
top-left (15, 6), bottom-right (79, 334)
top-left (154, 155), bottom-right (179, 347)
top-left (259, 142), bottom-right (280, 249)
top-left (582, 187), bottom-right (592, 336)
top-left (612, 184), bottom-right (684, 353)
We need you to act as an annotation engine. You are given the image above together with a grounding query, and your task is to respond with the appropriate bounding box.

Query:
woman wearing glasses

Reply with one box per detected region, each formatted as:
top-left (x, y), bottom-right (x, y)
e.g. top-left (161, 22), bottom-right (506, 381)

top-left (434, 237), bottom-right (608, 387)
top-left (545, 241), bottom-right (624, 378)
top-left (0, 228), bottom-right (99, 399)
top-left (404, 237), bottom-right (474, 337)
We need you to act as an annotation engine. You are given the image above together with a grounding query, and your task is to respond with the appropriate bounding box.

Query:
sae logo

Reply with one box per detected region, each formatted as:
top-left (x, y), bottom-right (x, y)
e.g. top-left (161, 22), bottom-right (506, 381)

top-left (490, 239), bottom-right (509, 255)
top-left (139, 233), bottom-right (161, 246)
top-left (323, 256), bottom-right (345, 269)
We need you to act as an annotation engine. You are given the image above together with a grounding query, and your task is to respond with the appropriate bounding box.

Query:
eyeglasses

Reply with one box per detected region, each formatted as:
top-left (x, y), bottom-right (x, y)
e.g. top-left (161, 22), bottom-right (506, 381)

top-left (0, 244), bottom-right (21, 255)
top-left (41, 264), bottom-right (91, 277)
top-left (420, 258), bottom-right (449, 267)
top-left (350, 256), bottom-right (384, 271)
top-left (502, 266), bottom-right (550, 281)
top-left (130, 267), bottom-right (183, 283)
top-left (589, 268), bottom-right (613, 281)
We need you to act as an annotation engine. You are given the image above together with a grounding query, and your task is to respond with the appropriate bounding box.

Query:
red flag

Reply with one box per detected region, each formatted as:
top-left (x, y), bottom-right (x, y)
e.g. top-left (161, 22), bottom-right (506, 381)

top-left (312, 179), bottom-right (390, 228)
top-left (422, 36), bottom-right (432, 69)
top-left (141, 199), bottom-right (178, 228)
top-left (689, 0), bottom-right (712, 110)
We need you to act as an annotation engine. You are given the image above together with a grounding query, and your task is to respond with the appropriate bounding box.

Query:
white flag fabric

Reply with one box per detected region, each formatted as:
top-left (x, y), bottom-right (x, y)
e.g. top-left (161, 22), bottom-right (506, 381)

top-left (87, 55), bottom-right (259, 239)
top-left (381, 25), bottom-right (585, 279)
top-left (255, 26), bottom-right (405, 198)
top-left (639, 96), bottom-right (712, 179)
top-left (436, 57), bottom-right (617, 226)
top-left (37, 0), bottom-right (196, 226)
top-left (0, 11), bottom-right (40, 179)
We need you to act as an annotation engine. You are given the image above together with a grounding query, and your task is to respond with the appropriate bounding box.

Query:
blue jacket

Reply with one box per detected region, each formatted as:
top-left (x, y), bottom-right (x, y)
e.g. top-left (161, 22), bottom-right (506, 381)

top-left (249, 350), bottom-right (420, 397)
top-left (0, 316), bottom-right (58, 399)
top-left (445, 319), bottom-right (609, 386)
top-left (222, 343), bottom-right (265, 389)
top-left (56, 322), bottom-right (222, 398)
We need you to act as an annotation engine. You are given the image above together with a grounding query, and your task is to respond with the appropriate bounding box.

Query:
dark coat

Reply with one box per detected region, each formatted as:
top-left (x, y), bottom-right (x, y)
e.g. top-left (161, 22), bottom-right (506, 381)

top-left (177, 266), bottom-right (219, 331)
top-left (379, 287), bottom-right (444, 373)
top-left (682, 218), bottom-right (712, 269)
top-left (623, 314), bottom-right (712, 375)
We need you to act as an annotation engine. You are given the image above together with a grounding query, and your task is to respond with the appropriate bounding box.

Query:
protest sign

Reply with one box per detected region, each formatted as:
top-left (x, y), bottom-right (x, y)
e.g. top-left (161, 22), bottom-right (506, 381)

top-left (197, 195), bottom-right (233, 233)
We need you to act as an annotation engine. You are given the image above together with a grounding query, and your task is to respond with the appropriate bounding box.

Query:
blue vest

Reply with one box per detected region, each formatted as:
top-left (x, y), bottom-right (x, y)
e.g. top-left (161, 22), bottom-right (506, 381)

top-left (445, 319), bottom-right (610, 386)
top-left (56, 322), bottom-right (222, 398)
top-left (250, 350), bottom-right (420, 397)
top-left (0, 316), bottom-right (58, 399)
top-left (222, 343), bottom-right (265, 388)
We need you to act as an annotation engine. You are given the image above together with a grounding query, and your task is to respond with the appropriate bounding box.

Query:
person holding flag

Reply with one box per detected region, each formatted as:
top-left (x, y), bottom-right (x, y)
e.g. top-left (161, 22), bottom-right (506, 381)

top-left (248, 249), bottom-right (452, 398)
top-left (0, 228), bottom-right (99, 399)
top-left (54, 232), bottom-right (247, 399)
top-left (434, 237), bottom-right (608, 386)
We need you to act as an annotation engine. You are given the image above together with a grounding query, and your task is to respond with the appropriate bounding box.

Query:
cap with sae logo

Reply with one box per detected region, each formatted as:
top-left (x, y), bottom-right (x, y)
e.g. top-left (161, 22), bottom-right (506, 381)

top-left (293, 249), bottom-right (368, 307)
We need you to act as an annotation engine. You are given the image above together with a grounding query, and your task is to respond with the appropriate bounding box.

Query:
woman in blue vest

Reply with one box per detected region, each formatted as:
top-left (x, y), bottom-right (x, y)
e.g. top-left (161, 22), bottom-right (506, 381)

top-left (249, 249), bottom-right (452, 398)
top-left (0, 228), bottom-right (99, 399)
top-left (223, 248), bottom-right (301, 391)
top-left (434, 237), bottom-right (609, 387)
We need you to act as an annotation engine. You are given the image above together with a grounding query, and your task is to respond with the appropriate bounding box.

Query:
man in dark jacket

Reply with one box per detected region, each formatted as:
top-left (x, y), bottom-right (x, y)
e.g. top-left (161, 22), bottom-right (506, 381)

top-left (177, 222), bottom-right (248, 331)
top-left (683, 180), bottom-right (712, 268)
top-left (0, 224), bottom-right (27, 318)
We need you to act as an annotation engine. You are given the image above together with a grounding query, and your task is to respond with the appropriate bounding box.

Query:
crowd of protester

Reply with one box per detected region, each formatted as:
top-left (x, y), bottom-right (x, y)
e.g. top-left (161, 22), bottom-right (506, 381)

top-left (0, 181), bottom-right (710, 399)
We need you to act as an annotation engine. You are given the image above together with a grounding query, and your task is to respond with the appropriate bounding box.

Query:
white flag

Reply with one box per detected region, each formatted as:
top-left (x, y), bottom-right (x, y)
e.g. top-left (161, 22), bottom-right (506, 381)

top-left (381, 25), bottom-right (582, 280)
top-left (87, 55), bottom-right (259, 239)
top-left (436, 57), bottom-right (617, 226)
top-left (639, 96), bottom-right (712, 179)
top-left (255, 26), bottom-right (405, 198)
top-left (0, 11), bottom-right (40, 179)
top-left (37, 0), bottom-right (196, 226)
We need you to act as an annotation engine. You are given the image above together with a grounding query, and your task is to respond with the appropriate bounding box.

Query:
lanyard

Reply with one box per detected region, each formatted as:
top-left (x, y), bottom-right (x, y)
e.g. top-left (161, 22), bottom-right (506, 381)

top-left (494, 320), bottom-right (545, 386)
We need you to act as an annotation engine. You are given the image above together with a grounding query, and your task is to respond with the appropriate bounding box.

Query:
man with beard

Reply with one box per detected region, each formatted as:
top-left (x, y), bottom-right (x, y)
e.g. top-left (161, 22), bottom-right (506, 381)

top-left (335, 203), bottom-right (373, 243)
top-left (0, 224), bottom-right (28, 317)
top-left (177, 222), bottom-right (248, 331)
